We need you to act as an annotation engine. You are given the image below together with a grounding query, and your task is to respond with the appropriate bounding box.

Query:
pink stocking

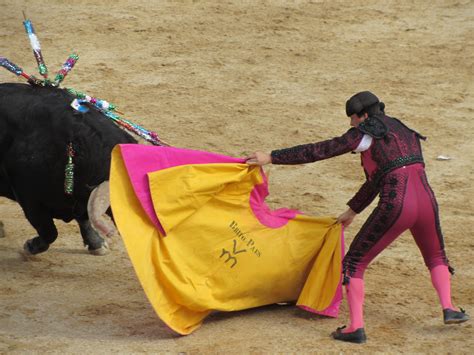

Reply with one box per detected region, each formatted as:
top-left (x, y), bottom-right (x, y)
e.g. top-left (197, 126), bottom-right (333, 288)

top-left (430, 265), bottom-right (454, 310)
top-left (344, 277), bottom-right (365, 332)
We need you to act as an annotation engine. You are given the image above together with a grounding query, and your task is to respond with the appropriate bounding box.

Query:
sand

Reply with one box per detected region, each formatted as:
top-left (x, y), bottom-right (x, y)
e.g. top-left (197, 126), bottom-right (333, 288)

top-left (1, 0), bottom-right (473, 353)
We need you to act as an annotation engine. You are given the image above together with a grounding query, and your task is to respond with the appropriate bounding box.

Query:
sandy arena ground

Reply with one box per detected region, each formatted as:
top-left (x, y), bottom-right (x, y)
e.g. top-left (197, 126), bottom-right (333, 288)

top-left (1, 0), bottom-right (473, 353)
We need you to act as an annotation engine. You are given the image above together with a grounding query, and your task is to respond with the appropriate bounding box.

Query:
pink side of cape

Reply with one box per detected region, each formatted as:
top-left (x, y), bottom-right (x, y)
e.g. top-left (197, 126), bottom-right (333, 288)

top-left (117, 144), bottom-right (298, 234)
top-left (117, 144), bottom-right (342, 317)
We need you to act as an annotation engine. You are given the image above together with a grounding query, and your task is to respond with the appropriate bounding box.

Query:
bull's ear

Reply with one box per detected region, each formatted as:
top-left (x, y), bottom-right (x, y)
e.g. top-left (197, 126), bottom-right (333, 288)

top-left (85, 184), bottom-right (97, 192)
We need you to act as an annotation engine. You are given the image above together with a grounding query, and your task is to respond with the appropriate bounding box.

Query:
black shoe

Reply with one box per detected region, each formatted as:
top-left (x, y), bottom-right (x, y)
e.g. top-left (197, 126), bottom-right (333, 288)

top-left (443, 308), bottom-right (470, 324)
top-left (332, 326), bottom-right (367, 344)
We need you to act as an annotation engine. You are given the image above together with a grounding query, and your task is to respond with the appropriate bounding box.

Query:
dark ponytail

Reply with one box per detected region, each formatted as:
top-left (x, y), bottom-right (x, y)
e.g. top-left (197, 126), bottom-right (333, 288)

top-left (363, 101), bottom-right (385, 116)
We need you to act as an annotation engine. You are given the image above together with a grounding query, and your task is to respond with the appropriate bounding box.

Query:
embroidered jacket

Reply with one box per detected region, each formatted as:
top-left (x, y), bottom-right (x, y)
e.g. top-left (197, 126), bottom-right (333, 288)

top-left (271, 115), bottom-right (425, 213)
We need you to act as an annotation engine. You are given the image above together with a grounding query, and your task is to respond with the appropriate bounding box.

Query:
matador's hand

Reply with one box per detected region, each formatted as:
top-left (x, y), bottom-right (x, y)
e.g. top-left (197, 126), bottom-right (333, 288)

top-left (246, 151), bottom-right (272, 166)
top-left (337, 208), bottom-right (357, 227)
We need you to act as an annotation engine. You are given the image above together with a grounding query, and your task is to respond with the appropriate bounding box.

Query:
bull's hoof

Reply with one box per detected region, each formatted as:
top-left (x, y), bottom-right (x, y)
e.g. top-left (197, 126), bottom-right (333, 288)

top-left (87, 240), bottom-right (109, 256)
top-left (23, 237), bottom-right (50, 255)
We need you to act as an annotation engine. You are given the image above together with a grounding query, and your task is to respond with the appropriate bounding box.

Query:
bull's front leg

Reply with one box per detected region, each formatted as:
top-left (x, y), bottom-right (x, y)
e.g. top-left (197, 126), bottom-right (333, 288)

top-left (77, 217), bottom-right (109, 256)
top-left (22, 204), bottom-right (58, 255)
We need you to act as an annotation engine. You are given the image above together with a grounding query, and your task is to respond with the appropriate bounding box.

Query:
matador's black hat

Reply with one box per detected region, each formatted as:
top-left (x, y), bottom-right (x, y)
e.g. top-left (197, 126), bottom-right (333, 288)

top-left (345, 91), bottom-right (380, 116)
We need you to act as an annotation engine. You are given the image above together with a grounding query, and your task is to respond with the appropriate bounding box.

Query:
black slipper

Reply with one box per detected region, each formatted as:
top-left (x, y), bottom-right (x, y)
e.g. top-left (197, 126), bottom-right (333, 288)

top-left (443, 308), bottom-right (470, 324)
top-left (331, 326), bottom-right (367, 344)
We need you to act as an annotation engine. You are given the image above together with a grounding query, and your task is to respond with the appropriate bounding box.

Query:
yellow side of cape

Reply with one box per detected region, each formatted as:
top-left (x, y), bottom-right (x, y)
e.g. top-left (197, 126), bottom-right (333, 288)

top-left (110, 146), bottom-right (342, 335)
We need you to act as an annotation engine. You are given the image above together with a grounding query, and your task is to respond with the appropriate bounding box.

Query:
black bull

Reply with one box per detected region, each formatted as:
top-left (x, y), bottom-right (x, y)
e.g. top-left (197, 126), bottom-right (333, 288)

top-left (0, 83), bottom-right (137, 255)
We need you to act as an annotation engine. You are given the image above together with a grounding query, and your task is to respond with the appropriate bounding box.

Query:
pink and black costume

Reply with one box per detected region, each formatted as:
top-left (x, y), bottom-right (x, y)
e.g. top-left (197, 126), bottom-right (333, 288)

top-left (270, 114), bottom-right (452, 283)
top-left (267, 91), bottom-right (468, 343)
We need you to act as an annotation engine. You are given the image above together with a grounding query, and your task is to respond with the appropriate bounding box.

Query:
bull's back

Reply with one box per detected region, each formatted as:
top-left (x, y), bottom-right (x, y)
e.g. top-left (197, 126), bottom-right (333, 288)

top-left (0, 83), bottom-right (137, 220)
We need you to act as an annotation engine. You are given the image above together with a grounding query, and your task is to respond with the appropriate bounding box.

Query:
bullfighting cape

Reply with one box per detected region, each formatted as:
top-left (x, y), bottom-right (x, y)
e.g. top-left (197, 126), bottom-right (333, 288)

top-left (110, 144), bottom-right (343, 335)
